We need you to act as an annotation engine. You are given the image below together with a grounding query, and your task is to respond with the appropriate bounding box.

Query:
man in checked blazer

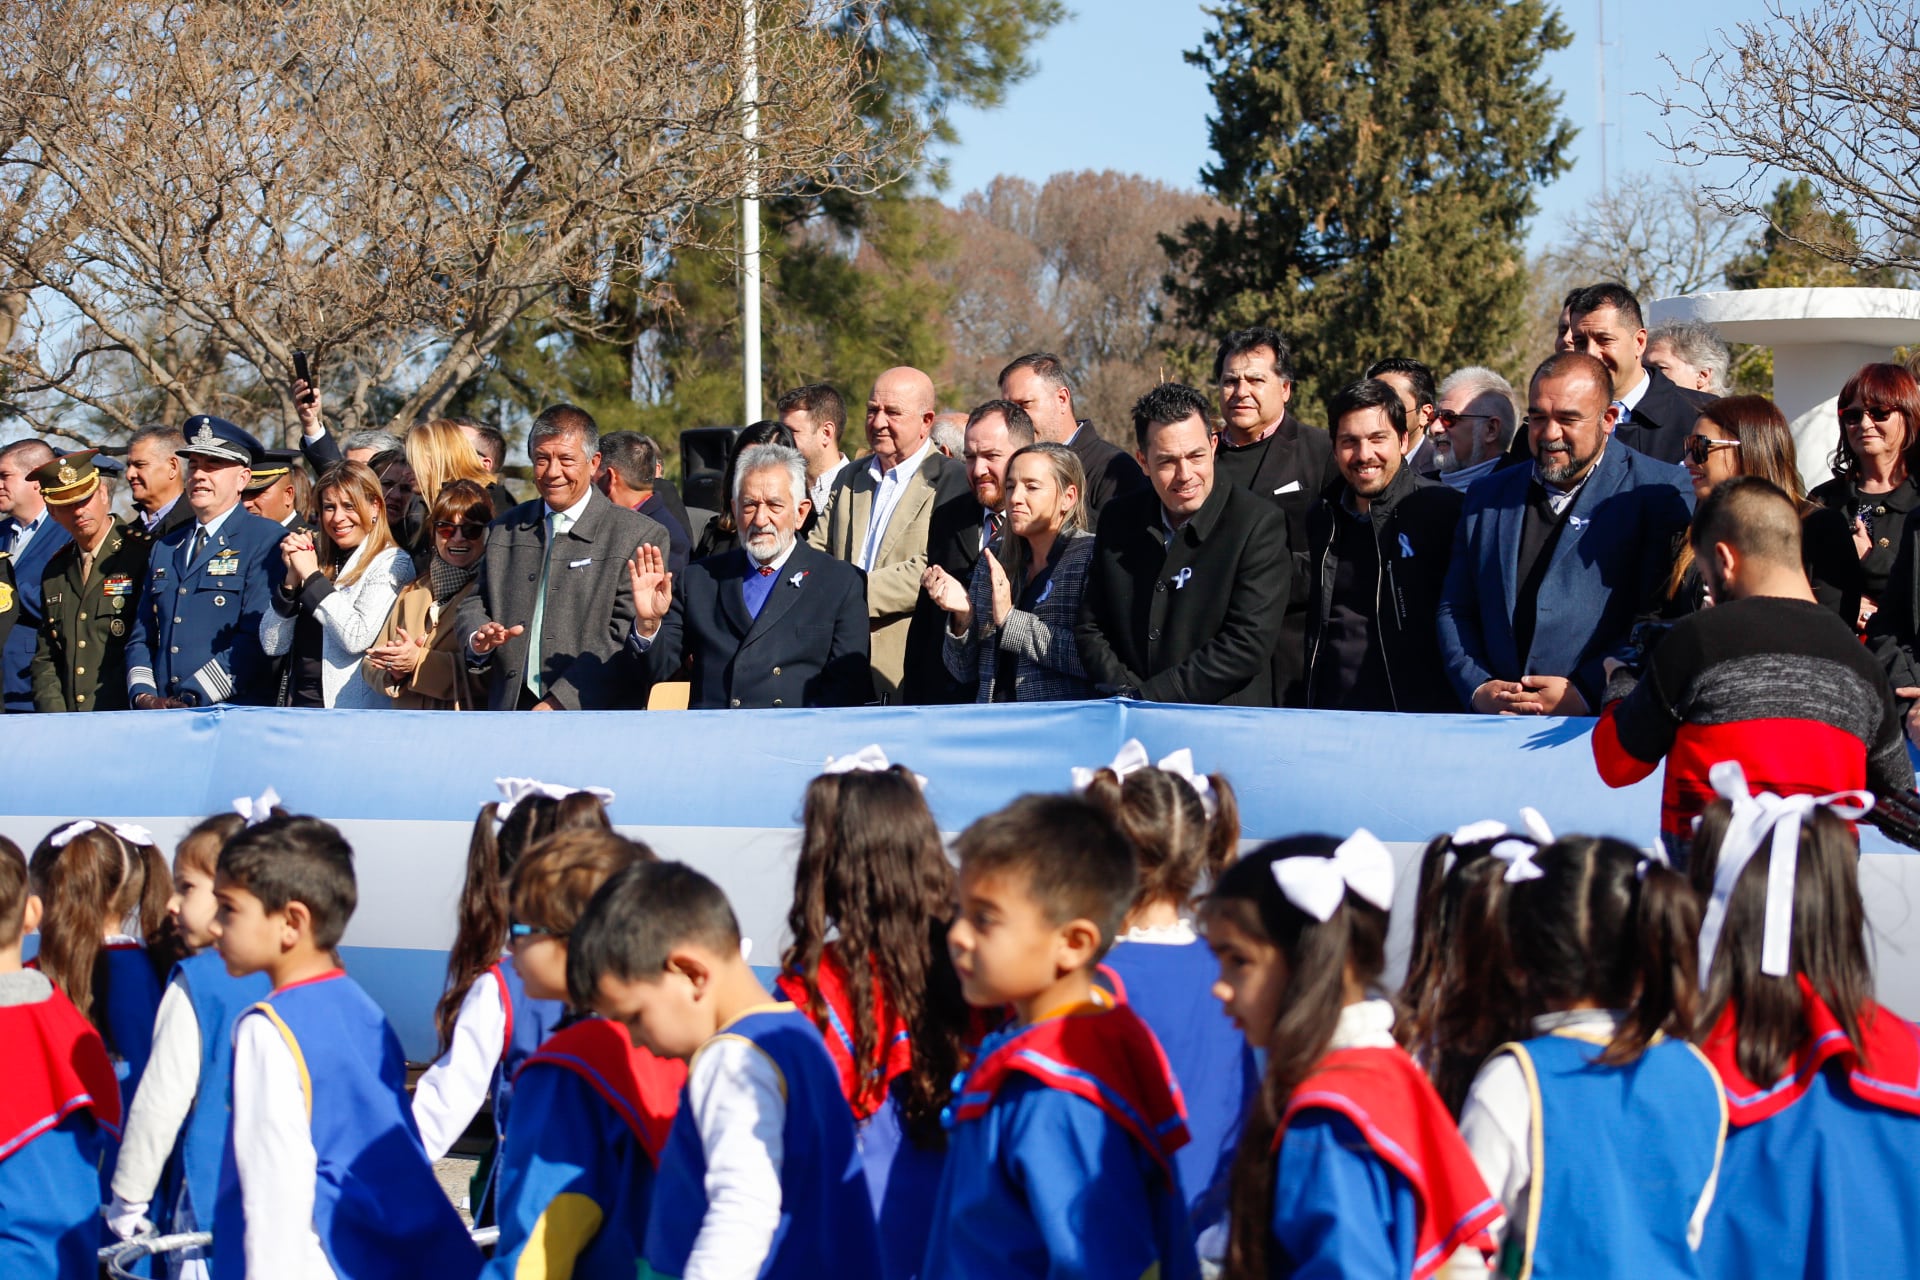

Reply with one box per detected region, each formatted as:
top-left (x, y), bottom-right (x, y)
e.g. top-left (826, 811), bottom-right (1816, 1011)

top-left (1076, 382), bottom-right (1292, 706)
top-left (459, 404), bottom-right (668, 710)
top-left (810, 365), bottom-right (970, 702)
top-left (628, 444), bottom-right (869, 708)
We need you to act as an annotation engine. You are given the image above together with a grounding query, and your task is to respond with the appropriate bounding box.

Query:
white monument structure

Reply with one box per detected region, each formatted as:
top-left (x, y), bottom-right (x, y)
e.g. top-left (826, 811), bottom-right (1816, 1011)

top-left (1650, 288), bottom-right (1920, 491)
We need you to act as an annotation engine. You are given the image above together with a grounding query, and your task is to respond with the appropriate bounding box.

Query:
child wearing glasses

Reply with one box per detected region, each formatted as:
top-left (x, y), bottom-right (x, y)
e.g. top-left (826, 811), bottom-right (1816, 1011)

top-left (484, 827), bottom-right (685, 1280)
top-left (362, 478), bottom-right (494, 708)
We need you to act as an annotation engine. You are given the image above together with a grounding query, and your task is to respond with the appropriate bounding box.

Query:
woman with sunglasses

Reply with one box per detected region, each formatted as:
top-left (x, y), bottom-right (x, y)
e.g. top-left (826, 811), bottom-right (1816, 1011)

top-left (362, 479), bottom-right (493, 709)
top-left (1809, 363), bottom-right (1920, 625)
top-left (1665, 396), bottom-right (1862, 623)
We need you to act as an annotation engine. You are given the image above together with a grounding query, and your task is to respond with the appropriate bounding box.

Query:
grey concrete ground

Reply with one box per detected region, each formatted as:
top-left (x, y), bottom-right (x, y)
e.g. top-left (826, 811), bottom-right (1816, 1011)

top-left (435, 1156), bottom-right (478, 1226)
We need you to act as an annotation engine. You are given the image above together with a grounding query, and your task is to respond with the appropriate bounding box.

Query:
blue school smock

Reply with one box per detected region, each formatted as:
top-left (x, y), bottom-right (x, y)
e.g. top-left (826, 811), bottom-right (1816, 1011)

top-left (640, 1003), bottom-right (881, 1280)
top-left (1102, 939), bottom-right (1258, 1231)
top-left (484, 1017), bottom-right (684, 1280)
top-left (922, 1001), bottom-right (1200, 1280)
top-left (1697, 979), bottom-right (1920, 1278)
top-left (1489, 1031), bottom-right (1726, 1279)
top-left (487, 955), bottom-right (566, 1140)
top-left (165, 951), bottom-right (271, 1233)
top-left (211, 970), bottom-right (481, 1280)
top-left (0, 978), bottom-right (121, 1279)
top-left (102, 941), bottom-right (166, 1098)
top-left (1271, 1045), bottom-right (1499, 1280)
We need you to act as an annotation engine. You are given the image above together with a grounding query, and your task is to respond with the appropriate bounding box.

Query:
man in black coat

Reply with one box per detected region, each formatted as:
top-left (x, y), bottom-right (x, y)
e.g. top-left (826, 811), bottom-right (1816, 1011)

top-left (626, 442), bottom-right (870, 708)
top-left (1076, 382), bottom-right (1291, 706)
top-left (999, 352), bottom-right (1147, 523)
top-left (1562, 283), bottom-right (1714, 466)
top-left (1209, 327), bottom-right (1337, 704)
top-left (1304, 380), bottom-right (1464, 712)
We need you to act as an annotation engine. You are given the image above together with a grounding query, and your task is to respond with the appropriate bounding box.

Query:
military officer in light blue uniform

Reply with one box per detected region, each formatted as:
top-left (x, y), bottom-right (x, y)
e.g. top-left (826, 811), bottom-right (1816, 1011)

top-left (126, 416), bottom-right (286, 708)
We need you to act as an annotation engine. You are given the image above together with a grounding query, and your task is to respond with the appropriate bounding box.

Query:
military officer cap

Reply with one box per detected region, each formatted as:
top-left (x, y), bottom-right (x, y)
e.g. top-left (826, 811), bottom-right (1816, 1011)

top-left (178, 415), bottom-right (265, 467)
top-left (243, 447), bottom-right (302, 495)
top-left (30, 448), bottom-right (106, 507)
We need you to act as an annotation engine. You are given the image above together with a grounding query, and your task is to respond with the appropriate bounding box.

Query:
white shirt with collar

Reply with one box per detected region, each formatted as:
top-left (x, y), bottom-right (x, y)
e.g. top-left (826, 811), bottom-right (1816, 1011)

top-left (190, 502), bottom-right (241, 549)
top-left (545, 487), bottom-right (594, 530)
top-left (809, 456), bottom-right (849, 516)
top-left (857, 439), bottom-right (934, 572)
top-left (3, 508), bottom-right (47, 559)
top-left (1614, 366), bottom-right (1651, 422)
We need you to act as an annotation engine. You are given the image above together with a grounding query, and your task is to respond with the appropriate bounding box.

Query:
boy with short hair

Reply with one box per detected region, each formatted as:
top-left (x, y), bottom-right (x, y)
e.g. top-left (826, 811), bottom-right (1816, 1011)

top-left (925, 793), bottom-right (1200, 1280)
top-left (0, 833), bottom-right (121, 1276)
top-left (568, 860), bottom-right (882, 1280)
top-left (211, 814), bottom-right (480, 1280)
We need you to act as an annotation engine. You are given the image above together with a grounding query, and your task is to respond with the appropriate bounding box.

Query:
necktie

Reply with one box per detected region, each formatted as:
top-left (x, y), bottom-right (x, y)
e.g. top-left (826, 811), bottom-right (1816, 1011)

top-left (1611, 400), bottom-right (1631, 426)
top-left (190, 526), bottom-right (209, 566)
top-left (525, 509), bottom-right (568, 699)
top-left (79, 543), bottom-right (98, 585)
top-left (758, 564), bottom-right (776, 577)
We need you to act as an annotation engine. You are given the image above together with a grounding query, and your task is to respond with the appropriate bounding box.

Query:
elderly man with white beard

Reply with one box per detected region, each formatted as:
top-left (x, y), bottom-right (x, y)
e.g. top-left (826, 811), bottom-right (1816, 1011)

top-left (625, 443), bottom-right (871, 708)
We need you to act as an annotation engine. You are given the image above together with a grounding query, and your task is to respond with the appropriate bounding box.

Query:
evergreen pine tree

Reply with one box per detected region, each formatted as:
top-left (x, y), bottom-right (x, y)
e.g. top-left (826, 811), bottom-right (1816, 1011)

top-left (1164, 0), bottom-right (1575, 417)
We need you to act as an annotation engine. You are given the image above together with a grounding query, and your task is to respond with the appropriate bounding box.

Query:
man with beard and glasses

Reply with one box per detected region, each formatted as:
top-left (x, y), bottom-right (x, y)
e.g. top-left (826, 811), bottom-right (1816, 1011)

top-left (1437, 352), bottom-right (1692, 716)
top-left (626, 443), bottom-right (869, 708)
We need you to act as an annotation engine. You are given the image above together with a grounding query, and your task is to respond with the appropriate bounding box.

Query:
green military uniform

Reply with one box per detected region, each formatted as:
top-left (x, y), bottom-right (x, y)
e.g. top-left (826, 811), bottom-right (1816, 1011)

top-left (24, 450), bottom-right (154, 712)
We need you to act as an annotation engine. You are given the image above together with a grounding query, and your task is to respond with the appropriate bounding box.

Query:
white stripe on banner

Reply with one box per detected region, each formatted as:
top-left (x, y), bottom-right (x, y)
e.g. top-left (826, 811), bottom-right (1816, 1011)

top-left (6, 702), bottom-right (1916, 1059)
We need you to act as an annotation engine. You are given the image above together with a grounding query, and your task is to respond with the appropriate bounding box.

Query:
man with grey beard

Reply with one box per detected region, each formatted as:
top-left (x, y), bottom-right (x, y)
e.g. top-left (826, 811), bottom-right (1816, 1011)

top-left (1436, 352), bottom-right (1692, 716)
top-left (625, 443), bottom-right (870, 708)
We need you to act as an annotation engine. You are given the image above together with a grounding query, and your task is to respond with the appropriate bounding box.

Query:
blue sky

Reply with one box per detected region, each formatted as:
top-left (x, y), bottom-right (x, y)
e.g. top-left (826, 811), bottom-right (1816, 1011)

top-left (938, 0), bottom-right (1769, 255)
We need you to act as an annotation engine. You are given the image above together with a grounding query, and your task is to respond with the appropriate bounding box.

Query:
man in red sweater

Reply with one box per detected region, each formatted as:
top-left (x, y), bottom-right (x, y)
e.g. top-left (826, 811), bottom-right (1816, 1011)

top-left (1594, 476), bottom-right (1914, 865)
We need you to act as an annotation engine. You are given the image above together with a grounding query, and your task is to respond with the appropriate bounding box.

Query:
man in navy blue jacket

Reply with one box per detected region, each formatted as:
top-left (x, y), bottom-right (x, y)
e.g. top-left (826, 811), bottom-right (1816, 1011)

top-left (0, 439), bottom-right (71, 712)
top-left (627, 443), bottom-right (869, 709)
top-left (1437, 352), bottom-right (1693, 716)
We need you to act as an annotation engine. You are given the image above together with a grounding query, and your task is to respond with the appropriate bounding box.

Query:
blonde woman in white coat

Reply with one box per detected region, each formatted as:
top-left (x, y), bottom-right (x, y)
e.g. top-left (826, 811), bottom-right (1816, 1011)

top-left (261, 460), bottom-right (416, 707)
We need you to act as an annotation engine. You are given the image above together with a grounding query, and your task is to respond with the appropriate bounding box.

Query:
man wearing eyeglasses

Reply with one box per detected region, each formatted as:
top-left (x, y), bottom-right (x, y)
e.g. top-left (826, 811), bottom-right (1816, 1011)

top-left (1433, 367), bottom-right (1520, 491)
top-left (1437, 352), bottom-right (1693, 717)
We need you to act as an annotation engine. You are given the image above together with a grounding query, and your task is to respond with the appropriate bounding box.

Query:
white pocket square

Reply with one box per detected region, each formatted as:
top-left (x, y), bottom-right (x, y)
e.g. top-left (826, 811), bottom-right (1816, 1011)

top-left (1273, 480), bottom-right (1302, 495)
top-left (568, 557), bottom-right (593, 568)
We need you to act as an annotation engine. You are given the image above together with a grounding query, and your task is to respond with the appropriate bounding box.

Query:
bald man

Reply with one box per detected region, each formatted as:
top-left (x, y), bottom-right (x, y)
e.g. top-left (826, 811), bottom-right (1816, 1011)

top-left (811, 366), bottom-right (970, 701)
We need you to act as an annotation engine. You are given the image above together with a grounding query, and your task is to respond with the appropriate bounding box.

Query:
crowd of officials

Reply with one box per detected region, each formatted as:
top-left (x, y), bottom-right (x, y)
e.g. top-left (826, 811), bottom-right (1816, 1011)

top-left (2, 739), bottom-right (1915, 1278)
top-left (4, 283), bottom-right (1920, 738)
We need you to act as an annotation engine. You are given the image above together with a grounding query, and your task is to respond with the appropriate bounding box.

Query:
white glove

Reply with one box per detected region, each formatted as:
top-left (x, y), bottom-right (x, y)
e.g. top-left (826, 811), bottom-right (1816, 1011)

top-left (104, 1194), bottom-right (154, 1241)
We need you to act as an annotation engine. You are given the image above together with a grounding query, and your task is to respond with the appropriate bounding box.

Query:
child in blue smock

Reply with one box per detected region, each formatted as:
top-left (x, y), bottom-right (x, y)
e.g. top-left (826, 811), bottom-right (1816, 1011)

top-left (29, 818), bottom-right (172, 1101)
top-left (570, 859), bottom-right (883, 1280)
top-left (1077, 740), bottom-right (1256, 1242)
top-left (1687, 766), bottom-right (1920, 1278)
top-left (1202, 832), bottom-right (1501, 1279)
top-left (1458, 834), bottom-right (1727, 1278)
top-left (210, 810), bottom-right (481, 1280)
top-left (923, 792), bottom-right (1200, 1280)
top-left (483, 826), bottom-right (686, 1280)
top-left (0, 833), bottom-right (122, 1278)
top-left (412, 779), bottom-right (611, 1186)
top-left (773, 751), bottom-right (968, 1280)
top-left (106, 812), bottom-right (272, 1273)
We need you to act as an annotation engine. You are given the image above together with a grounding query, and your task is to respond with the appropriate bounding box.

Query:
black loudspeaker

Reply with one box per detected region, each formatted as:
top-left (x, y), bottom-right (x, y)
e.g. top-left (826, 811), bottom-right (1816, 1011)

top-left (679, 425), bottom-right (742, 513)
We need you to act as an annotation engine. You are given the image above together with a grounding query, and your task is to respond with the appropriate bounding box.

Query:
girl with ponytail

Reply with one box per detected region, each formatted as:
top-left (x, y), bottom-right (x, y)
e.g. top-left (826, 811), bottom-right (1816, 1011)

top-left (1204, 833), bottom-right (1498, 1278)
top-left (28, 819), bottom-right (171, 1098)
top-left (775, 749), bottom-right (967, 1280)
top-left (1077, 740), bottom-right (1252, 1237)
top-left (411, 779), bottom-right (612, 1193)
top-left (1689, 763), bottom-right (1920, 1277)
top-left (1458, 835), bottom-right (1725, 1278)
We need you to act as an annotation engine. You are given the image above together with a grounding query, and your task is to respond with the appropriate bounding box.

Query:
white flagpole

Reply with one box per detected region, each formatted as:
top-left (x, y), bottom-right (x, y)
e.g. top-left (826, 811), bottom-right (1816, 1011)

top-left (741, 0), bottom-right (762, 424)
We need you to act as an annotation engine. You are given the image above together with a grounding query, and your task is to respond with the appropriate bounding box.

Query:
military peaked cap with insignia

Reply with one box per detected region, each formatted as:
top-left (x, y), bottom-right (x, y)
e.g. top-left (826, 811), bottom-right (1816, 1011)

top-left (243, 447), bottom-right (302, 494)
top-left (30, 448), bottom-right (105, 507)
top-left (178, 415), bottom-right (264, 466)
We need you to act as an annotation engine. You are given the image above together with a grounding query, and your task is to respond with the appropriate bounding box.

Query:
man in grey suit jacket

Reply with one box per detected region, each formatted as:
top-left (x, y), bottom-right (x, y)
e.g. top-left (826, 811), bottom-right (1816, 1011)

top-left (460, 404), bottom-right (668, 709)
top-left (810, 366), bottom-right (969, 701)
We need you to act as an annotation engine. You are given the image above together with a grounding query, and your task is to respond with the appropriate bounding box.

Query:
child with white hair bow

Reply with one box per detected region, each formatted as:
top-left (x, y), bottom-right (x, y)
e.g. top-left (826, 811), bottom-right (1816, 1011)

top-left (1200, 830), bottom-right (1501, 1279)
top-left (1688, 761), bottom-right (1920, 1279)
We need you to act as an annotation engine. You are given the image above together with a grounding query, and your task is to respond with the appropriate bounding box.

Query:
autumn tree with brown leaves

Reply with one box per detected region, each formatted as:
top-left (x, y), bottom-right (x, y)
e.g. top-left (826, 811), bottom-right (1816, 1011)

top-left (0, 0), bottom-right (902, 444)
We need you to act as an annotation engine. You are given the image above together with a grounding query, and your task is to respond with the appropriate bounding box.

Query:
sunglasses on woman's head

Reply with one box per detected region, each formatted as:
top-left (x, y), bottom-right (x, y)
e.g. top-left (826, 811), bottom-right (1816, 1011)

top-left (1840, 406), bottom-right (1897, 429)
top-left (1684, 434), bottom-right (1742, 465)
top-left (434, 520), bottom-right (487, 539)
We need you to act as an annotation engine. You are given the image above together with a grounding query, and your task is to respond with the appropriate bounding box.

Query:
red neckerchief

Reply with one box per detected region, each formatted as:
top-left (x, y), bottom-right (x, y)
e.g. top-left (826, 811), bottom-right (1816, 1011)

top-left (517, 1018), bottom-right (686, 1164)
top-left (1698, 974), bottom-right (1920, 1127)
top-left (776, 948), bottom-right (913, 1120)
top-left (0, 982), bottom-right (122, 1161)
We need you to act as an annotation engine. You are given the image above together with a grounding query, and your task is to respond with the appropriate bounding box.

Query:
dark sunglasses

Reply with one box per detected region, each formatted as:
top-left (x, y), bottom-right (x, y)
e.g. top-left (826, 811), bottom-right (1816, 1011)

top-left (1840, 406), bottom-right (1898, 429)
top-left (1435, 410), bottom-right (1497, 428)
top-left (434, 520), bottom-right (487, 540)
top-left (1684, 434), bottom-right (1742, 465)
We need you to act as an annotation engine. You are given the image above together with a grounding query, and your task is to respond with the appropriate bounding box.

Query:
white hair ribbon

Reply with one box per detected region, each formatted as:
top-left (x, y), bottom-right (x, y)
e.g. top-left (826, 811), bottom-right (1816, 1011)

top-left (1070, 738), bottom-right (1151, 791)
top-left (1271, 828), bottom-right (1396, 922)
top-left (49, 820), bottom-right (97, 848)
top-left (50, 819), bottom-right (158, 850)
top-left (1071, 739), bottom-right (1217, 816)
top-left (821, 745), bottom-right (928, 790)
top-left (233, 787), bottom-right (282, 827)
top-left (492, 777), bottom-right (616, 832)
top-left (1697, 760), bottom-right (1873, 988)
top-left (1450, 819), bottom-right (1511, 846)
top-left (1518, 807), bottom-right (1554, 844)
top-left (1489, 839), bottom-right (1545, 882)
